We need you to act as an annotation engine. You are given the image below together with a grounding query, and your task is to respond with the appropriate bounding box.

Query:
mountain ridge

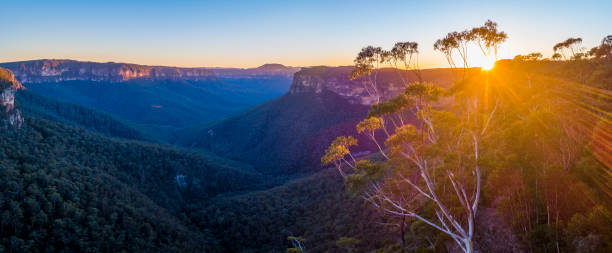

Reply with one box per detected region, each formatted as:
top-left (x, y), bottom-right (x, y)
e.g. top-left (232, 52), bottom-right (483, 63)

top-left (0, 59), bottom-right (217, 83)
top-left (0, 60), bottom-right (302, 83)
top-left (0, 60), bottom-right (297, 141)
top-left (210, 63), bottom-right (300, 78)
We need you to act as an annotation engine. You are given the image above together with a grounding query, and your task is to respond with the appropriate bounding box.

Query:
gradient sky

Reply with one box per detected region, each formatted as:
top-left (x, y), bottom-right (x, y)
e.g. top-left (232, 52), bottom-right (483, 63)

top-left (1, 0), bottom-right (610, 68)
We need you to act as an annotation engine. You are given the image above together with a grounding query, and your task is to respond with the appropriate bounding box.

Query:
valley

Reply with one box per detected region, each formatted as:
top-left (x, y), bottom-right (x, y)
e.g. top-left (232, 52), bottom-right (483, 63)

top-left (2, 1), bottom-right (612, 252)
top-left (1, 60), bottom-right (298, 142)
top-left (1, 32), bottom-right (611, 253)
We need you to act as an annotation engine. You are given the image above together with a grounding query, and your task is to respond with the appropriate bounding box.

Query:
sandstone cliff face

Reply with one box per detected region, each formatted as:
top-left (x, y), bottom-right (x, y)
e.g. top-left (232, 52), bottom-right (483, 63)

top-left (289, 66), bottom-right (405, 105)
top-left (289, 66), bottom-right (460, 105)
top-left (0, 60), bottom-right (217, 83)
top-left (0, 67), bottom-right (24, 128)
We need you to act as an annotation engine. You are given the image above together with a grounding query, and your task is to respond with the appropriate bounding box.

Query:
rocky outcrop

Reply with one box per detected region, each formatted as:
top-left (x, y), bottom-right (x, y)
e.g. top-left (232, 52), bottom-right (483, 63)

top-left (289, 66), bottom-right (461, 105)
top-left (289, 66), bottom-right (405, 105)
top-left (0, 59), bottom-right (217, 83)
top-left (0, 67), bottom-right (24, 128)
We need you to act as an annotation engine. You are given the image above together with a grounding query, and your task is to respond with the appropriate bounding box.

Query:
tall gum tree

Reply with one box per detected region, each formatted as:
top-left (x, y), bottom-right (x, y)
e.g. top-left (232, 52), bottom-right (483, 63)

top-left (324, 20), bottom-right (508, 252)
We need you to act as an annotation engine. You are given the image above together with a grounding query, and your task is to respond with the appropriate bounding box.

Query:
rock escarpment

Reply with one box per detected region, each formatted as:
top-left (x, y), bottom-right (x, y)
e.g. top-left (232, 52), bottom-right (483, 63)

top-left (0, 67), bottom-right (24, 128)
top-left (0, 59), bottom-right (217, 83)
top-left (289, 66), bottom-right (460, 105)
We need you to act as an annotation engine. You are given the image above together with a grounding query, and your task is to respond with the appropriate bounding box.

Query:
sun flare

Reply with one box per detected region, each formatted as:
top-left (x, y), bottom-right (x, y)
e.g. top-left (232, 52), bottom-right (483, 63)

top-left (480, 57), bottom-right (496, 70)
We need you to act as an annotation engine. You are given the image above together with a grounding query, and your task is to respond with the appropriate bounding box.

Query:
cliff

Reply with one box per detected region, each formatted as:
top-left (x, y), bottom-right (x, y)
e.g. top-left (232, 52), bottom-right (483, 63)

top-left (0, 59), bottom-right (217, 83)
top-left (289, 66), bottom-right (461, 105)
top-left (0, 67), bottom-right (24, 128)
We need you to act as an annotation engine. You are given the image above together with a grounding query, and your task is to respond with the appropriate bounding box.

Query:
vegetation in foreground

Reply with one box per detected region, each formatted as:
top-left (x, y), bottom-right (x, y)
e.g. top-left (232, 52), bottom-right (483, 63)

top-left (322, 21), bottom-right (611, 252)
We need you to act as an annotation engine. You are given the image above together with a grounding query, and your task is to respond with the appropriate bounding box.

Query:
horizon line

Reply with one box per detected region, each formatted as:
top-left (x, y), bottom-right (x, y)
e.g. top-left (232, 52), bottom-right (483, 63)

top-left (0, 58), bottom-right (491, 70)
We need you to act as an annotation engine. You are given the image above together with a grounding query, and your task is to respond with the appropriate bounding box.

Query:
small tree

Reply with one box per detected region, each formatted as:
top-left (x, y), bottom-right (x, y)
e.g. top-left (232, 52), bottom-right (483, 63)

top-left (470, 19), bottom-right (508, 59)
top-left (351, 46), bottom-right (386, 103)
top-left (588, 35), bottom-right (612, 62)
top-left (553, 37), bottom-right (583, 60)
top-left (321, 136), bottom-right (358, 177)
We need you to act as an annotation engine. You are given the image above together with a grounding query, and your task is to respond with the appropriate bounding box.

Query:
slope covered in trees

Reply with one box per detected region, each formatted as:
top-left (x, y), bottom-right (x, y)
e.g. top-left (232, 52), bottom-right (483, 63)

top-left (177, 66), bottom-right (459, 175)
top-left (177, 90), bottom-right (370, 175)
top-left (0, 114), bottom-right (281, 251)
top-left (191, 168), bottom-right (395, 252)
top-left (16, 90), bottom-right (146, 141)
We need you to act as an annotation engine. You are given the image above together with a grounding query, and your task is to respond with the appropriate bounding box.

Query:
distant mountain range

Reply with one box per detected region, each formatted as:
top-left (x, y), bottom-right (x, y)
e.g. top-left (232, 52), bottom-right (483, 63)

top-left (0, 59), bottom-right (299, 141)
top-left (1, 59), bottom-right (217, 83)
top-left (211, 63), bottom-right (300, 78)
top-left (0, 60), bottom-right (300, 83)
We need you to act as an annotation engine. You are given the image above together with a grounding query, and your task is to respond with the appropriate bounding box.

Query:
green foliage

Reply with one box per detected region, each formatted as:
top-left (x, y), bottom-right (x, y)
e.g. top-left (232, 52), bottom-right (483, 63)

top-left (385, 125), bottom-right (418, 153)
top-left (404, 82), bottom-right (443, 101)
top-left (11, 76), bottom-right (285, 142)
top-left (350, 46), bottom-right (385, 80)
top-left (345, 160), bottom-right (385, 194)
top-left (331, 52), bottom-right (611, 252)
top-left (356, 117), bottom-right (384, 134)
top-left (321, 136), bottom-right (357, 165)
top-left (17, 90), bottom-right (145, 140)
top-left (178, 90), bottom-right (370, 175)
top-left (566, 206), bottom-right (612, 252)
top-left (336, 236), bottom-right (360, 252)
top-left (191, 169), bottom-right (393, 252)
top-left (0, 117), bottom-right (273, 252)
top-left (368, 93), bottom-right (414, 118)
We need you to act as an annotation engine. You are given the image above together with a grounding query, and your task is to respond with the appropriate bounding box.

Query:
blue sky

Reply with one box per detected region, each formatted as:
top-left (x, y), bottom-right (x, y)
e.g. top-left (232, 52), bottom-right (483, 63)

top-left (1, 0), bottom-right (610, 67)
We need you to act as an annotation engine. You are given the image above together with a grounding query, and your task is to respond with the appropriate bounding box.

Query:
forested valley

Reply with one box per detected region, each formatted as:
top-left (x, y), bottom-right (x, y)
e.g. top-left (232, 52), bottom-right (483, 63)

top-left (0, 19), bottom-right (610, 253)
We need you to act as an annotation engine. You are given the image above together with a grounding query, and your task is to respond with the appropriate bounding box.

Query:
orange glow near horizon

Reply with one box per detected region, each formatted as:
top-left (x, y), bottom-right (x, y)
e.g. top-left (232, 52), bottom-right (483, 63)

top-left (478, 56), bottom-right (497, 71)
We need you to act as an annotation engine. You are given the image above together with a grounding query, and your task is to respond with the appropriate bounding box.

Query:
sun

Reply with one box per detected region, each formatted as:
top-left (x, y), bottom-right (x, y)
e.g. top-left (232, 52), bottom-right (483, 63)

top-left (480, 57), bottom-right (496, 70)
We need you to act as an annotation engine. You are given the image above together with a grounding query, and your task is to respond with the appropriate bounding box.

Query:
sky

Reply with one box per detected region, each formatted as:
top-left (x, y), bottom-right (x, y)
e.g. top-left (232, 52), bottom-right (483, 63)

top-left (0, 0), bottom-right (610, 68)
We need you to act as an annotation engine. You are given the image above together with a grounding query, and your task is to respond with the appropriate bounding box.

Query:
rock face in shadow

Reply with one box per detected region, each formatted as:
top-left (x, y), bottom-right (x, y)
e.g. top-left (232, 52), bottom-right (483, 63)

top-left (0, 67), bottom-right (24, 128)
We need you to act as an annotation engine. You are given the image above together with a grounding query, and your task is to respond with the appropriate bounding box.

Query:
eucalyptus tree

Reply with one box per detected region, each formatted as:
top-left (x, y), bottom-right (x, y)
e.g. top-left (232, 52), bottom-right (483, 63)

top-left (324, 21), bottom-right (508, 253)
top-left (470, 19), bottom-right (508, 59)
top-left (553, 37), bottom-right (583, 60)
top-left (389, 41), bottom-right (421, 82)
top-left (433, 34), bottom-right (459, 70)
top-left (588, 35), bottom-right (612, 61)
top-left (434, 31), bottom-right (470, 71)
top-left (350, 46), bottom-right (386, 103)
